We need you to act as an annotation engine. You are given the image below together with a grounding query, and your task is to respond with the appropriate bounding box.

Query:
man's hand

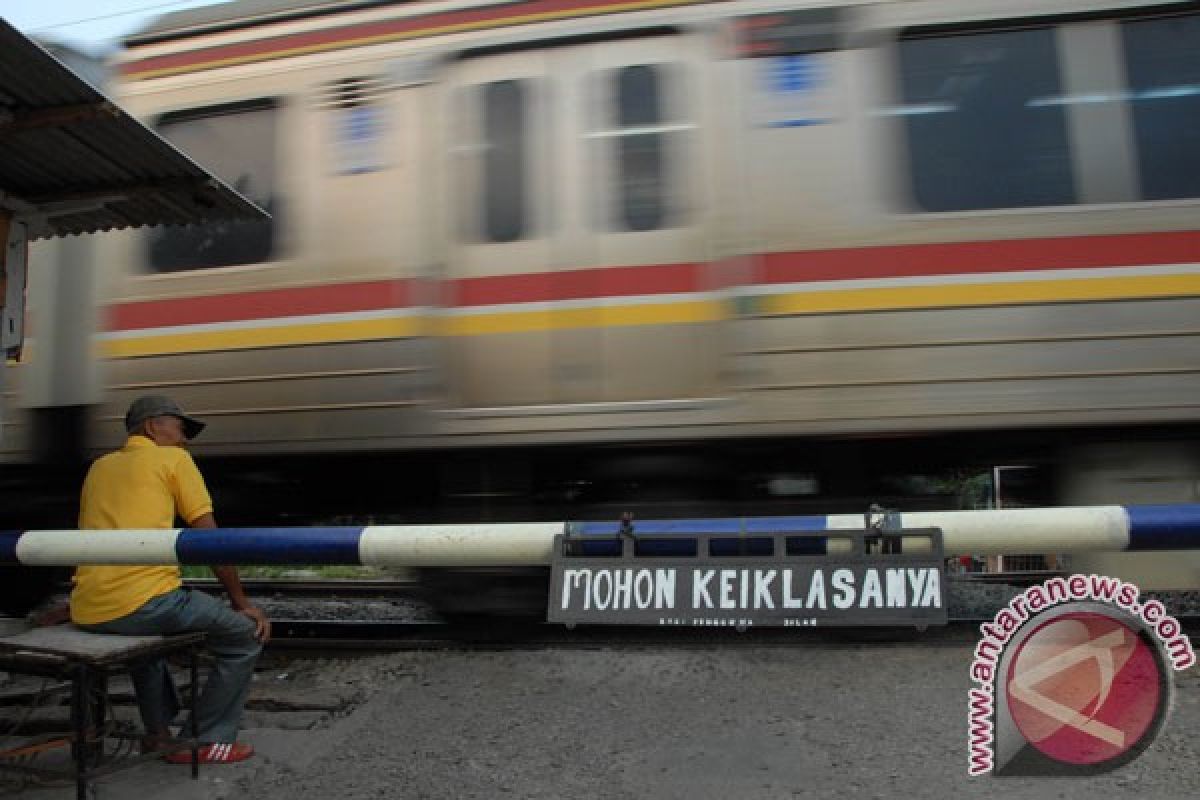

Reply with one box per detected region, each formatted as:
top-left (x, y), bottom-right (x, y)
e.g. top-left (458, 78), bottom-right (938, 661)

top-left (29, 601), bottom-right (71, 627)
top-left (238, 604), bottom-right (272, 643)
top-left (196, 516), bottom-right (272, 644)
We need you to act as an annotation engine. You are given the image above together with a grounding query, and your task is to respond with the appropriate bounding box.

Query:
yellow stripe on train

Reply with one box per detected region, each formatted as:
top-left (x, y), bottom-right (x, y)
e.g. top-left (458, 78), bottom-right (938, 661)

top-left (101, 317), bottom-right (424, 358)
top-left (757, 273), bottom-right (1200, 316)
top-left (439, 299), bottom-right (724, 336)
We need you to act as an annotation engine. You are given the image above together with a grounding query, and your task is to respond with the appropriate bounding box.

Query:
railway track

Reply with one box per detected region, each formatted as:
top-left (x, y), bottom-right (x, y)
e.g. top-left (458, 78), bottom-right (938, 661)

top-left (181, 577), bottom-right (1200, 650)
top-left (262, 619), bottom-right (1102, 650)
top-left (184, 578), bottom-right (420, 598)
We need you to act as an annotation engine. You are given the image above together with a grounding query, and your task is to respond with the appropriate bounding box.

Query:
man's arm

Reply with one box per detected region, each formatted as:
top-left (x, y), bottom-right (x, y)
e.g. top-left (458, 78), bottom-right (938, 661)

top-left (190, 513), bottom-right (272, 643)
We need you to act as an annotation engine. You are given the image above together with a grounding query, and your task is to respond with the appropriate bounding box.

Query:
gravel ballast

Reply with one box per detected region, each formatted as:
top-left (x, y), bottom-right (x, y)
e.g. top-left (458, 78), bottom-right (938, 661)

top-left (233, 640), bottom-right (1200, 800)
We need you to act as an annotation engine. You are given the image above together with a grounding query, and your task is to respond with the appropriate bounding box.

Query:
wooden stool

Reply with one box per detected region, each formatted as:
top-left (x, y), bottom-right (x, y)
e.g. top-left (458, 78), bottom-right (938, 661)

top-left (0, 625), bottom-right (204, 799)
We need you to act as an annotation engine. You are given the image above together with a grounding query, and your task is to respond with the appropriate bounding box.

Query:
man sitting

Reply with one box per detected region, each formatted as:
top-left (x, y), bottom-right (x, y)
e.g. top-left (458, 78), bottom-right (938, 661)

top-left (71, 395), bottom-right (270, 764)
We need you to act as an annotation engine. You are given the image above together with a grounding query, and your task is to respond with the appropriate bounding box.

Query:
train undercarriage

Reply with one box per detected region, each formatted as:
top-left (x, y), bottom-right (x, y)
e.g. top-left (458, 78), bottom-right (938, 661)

top-left (3, 422), bottom-right (1197, 618)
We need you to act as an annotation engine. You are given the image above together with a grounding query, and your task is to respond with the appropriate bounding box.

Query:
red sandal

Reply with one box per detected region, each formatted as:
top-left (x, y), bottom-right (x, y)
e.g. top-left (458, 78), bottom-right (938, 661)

top-left (165, 741), bottom-right (254, 764)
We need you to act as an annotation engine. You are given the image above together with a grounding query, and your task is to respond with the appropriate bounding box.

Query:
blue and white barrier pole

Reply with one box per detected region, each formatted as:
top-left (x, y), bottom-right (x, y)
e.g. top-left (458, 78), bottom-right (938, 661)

top-left (0, 506), bottom-right (1198, 567)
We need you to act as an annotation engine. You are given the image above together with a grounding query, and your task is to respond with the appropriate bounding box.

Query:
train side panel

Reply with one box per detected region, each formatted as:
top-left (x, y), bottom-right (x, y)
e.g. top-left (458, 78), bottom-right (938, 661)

top-left (1, 0), bottom-right (1197, 478)
top-left (734, 1), bottom-right (1200, 437)
top-left (83, 48), bottom-right (440, 456)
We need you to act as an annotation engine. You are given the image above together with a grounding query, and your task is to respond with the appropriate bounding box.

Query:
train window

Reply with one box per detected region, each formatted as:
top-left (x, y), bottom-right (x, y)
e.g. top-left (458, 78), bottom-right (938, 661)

top-left (592, 64), bottom-right (687, 232)
top-left (1121, 12), bottom-right (1200, 200)
top-left (897, 28), bottom-right (1075, 211)
top-left (481, 80), bottom-right (528, 242)
top-left (615, 65), bottom-right (668, 231)
top-left (145, 100), bottom-right (278, 272)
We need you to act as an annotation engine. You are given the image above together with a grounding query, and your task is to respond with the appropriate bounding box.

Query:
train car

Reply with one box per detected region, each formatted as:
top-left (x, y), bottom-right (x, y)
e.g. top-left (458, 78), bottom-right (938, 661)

top-left (2, 0), bottom-right (1198, 588)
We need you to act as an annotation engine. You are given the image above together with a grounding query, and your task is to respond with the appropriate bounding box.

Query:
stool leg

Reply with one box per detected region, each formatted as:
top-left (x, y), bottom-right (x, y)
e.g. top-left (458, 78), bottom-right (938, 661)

top-left (91, 673), bottom-right (108, 757)
top-left (190, 645), bottom-right (199, 779)
top-left (72, 664), bottom-right (89, 800)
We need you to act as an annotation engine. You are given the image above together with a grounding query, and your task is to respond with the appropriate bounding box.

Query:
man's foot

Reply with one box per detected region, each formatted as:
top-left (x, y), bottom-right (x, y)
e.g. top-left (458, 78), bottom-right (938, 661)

top-left (140, 736), bottom-right (168, 754)
top-left (140, 730), bottom-right (175, 754)
top-left (164, 741), bottom-right (254, 764)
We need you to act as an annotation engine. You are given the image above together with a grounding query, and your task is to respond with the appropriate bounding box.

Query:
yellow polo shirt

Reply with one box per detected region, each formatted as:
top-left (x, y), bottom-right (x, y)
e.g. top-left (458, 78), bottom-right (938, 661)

top-left (70, 435), bottom-right (214, 625)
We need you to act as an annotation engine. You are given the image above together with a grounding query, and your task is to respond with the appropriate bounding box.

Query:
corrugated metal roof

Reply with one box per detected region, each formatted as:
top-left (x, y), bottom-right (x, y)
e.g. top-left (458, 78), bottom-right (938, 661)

top-left (0, 18), bottom-right (267, 241)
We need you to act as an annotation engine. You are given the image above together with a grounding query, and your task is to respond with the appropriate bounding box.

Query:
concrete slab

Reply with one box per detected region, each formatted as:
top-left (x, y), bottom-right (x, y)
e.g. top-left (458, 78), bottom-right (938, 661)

top-left (0, 722), bottom-right (355, 800)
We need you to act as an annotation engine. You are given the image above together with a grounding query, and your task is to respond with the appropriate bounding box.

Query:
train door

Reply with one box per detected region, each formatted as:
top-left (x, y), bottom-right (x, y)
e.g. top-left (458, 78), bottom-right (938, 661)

top-left (444, 50), bottom-right (557, 407)
top-left (443, 34), bottom-right (717, 408)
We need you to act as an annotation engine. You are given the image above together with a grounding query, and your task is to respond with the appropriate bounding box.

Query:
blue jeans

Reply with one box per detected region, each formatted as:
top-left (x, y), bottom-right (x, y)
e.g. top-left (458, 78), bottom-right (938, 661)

top-left (80, 588), bottom-right (261, 744)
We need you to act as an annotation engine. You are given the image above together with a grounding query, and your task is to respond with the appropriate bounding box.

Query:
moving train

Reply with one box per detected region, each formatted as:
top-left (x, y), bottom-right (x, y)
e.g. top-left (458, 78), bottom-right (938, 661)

top-left (2, 0), bottom-right (1198, 595)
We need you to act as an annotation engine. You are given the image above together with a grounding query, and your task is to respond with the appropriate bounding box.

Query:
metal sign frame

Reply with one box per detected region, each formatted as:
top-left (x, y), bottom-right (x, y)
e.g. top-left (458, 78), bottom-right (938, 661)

top-left (548, 528), bottom-right (947, 628)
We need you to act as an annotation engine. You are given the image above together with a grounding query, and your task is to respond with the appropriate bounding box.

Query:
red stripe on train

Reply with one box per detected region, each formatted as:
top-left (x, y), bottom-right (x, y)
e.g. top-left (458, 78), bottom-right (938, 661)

top-left (761, 230), bottom-right (1200, 284)
top-left (449, 262), bottom-right (704, 306)
top-left (109, 279), bottom-right (416, 331)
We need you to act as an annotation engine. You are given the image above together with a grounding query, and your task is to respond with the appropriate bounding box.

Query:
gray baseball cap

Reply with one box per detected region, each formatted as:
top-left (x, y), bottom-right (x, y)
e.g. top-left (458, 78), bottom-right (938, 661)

top-left (124, 395), bottom-right (206, 440)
